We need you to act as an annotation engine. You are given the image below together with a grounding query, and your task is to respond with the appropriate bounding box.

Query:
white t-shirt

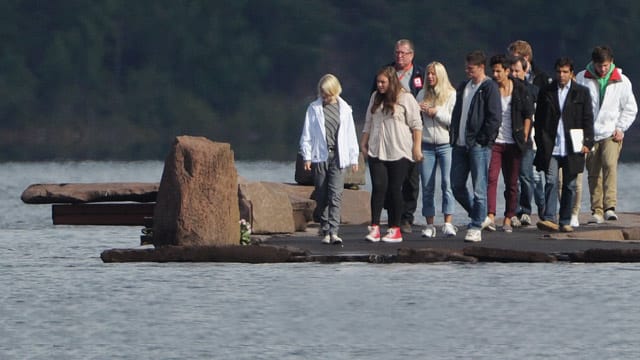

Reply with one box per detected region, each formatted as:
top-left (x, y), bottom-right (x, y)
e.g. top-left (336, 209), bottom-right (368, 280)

top-left (496, 95), bottom-right (514, 144)
top-left (457, 79), bottom-right (483, 146)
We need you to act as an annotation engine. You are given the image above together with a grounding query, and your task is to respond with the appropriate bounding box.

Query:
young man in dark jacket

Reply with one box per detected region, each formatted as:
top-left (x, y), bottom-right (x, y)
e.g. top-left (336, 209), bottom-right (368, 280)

top-left (534, 57), bottom-right (594, 233)
top-left (450, 50), bottom-right (501, 242)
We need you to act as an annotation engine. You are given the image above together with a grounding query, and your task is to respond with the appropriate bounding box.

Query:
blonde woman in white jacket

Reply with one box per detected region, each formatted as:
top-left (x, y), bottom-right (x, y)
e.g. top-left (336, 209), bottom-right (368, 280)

top-left (416, 62), bottom-right (457, 238)
top-left (299, 74), bottom-right (359, 244)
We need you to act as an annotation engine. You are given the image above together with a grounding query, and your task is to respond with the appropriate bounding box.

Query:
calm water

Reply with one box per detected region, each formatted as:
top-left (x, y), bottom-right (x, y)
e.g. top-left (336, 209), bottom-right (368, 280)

top-left (2, 161), bottom-right (640, 359)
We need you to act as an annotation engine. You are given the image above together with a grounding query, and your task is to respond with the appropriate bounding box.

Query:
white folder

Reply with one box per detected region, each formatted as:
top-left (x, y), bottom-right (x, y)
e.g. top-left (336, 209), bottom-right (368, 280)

top-left (570, 129), bottom-right (583, 153)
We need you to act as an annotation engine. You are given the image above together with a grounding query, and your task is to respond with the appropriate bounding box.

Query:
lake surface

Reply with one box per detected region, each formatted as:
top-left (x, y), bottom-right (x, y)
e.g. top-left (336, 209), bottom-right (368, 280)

top-left (1, 161), bottom-right (640, 359)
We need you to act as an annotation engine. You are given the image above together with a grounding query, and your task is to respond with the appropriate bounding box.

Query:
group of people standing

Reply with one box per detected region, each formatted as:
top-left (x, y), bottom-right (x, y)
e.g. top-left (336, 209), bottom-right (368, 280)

top-left (299, 39), bottom-right (637, 244)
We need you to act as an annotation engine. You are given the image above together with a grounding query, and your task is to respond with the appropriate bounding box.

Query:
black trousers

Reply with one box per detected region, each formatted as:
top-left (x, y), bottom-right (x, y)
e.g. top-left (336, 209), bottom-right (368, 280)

top-left (369, 157), bottom-right (411, 227)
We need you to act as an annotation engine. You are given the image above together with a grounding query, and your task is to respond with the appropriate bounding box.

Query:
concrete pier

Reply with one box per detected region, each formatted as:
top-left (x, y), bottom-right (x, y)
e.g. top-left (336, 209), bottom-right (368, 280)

top-left (101, 212), bottom-right (640, 263)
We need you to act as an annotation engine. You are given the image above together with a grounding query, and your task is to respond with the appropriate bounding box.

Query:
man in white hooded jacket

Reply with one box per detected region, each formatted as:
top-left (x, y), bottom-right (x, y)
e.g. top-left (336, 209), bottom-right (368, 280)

top-left (576, 45), bottom-right (638, 223)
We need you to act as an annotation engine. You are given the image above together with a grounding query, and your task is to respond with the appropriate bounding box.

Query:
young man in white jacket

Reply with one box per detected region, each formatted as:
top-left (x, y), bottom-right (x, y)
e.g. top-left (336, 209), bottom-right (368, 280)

top-left (299, 74), bottom-right (359, 244)
top-left (576, 45), bottom-right (638, 223)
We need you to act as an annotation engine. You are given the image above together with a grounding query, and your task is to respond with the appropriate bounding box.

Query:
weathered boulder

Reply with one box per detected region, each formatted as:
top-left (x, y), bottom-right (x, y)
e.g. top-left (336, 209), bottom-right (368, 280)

top-left (260, 181), bottom-right (370, 225)
top-left (152, 136), bottom-right (239, 247)
top-left (21, 182), bottom-right (159, 204)
top-left (238, 182), bottom-right (296, 234)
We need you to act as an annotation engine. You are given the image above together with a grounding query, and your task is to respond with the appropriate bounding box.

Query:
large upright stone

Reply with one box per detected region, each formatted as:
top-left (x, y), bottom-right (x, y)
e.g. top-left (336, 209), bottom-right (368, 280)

top-left (152, 136), bottom-right (239, 246)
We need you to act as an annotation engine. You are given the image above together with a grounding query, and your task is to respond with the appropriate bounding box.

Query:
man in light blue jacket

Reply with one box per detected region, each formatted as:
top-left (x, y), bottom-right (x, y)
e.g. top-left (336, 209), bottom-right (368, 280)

top-left (299, 74), bottom-right (359, 244)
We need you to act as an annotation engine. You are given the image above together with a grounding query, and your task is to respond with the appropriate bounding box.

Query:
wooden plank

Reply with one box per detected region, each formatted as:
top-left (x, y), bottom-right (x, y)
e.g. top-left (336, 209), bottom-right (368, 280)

top-left (22, 182), bottom-right (159, 204)
top-left (52, 203), bottom-right (155, 225)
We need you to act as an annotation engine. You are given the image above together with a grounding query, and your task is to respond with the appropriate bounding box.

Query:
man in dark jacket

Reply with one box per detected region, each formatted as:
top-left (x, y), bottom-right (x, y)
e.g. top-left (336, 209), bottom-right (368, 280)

top-left (450, 50), bottom-right (501, 242)
top-left (534, 57), bottom-right (594, 233)
top-left (371, 39), bottom-right (424, 233)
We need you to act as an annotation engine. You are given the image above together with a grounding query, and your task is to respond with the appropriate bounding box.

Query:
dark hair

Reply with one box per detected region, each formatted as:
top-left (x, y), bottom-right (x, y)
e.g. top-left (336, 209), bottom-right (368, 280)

top-left (591, 45), bottom-right (614, 63)
top-left (466, 50), bottom-right (486, 67)
top-left (554, 57), bottom-right (574, 72)
top-left (489, 54), bottom-right (512, 69)
top-left (512, 55), bottom-right (528, 72)
top-left (371, 66), bottom-right (402, 115)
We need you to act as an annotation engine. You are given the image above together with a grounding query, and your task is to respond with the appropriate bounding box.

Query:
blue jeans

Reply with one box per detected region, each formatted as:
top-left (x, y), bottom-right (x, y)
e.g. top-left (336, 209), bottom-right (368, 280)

top-left (518, 147), bottom-right (545, 216)
top-left (542, 156), bottom-right (576, 226)
top-left (420, 144), bottom-right (454, 217)
top-left (452, 145), bottom-right (491, 228)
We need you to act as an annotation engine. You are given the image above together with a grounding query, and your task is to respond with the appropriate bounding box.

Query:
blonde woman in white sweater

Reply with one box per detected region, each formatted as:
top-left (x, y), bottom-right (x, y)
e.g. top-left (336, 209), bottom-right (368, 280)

top-left (416, 62), bottom-right (457, 237)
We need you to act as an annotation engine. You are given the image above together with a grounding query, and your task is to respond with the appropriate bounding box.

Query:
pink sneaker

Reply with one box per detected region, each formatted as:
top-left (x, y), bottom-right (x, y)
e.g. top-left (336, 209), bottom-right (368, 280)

top-left (366, 225), bottom-right (381, 242)
top-left (382, 226), bottom-right (403, 243)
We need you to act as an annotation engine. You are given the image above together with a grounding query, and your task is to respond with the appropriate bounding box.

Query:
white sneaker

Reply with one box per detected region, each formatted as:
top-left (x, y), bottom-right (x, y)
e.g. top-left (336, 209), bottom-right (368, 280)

top-left (481, 216), bottom-right (496, 231)
top-left (464, 228), bottom-right (482, 242)
top-left (570, 214), bottom-right (580, 227)
top-left (321, 234), bottom-right (331, 244)
top-left (510, 216), bottom-right (522, 228)
top-left (481, 216), bottom-right (492, 229)
top-left (442, 223), bottom-right (457, 237)
top-left (519, 213), bottom-right (532, 226)
top-left (330, 234), bottom-right (343, 244)
top-left (421, 225), bottom-right (436, 238)
top-left (588, 213), bottom-right (604, 224)
top-left (605, 209), bottom-right (618, 221)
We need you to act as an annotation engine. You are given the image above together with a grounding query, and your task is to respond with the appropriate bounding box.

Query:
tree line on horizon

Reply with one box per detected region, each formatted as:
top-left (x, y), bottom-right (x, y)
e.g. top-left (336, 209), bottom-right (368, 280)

top-left (1, 0), bottom-right (640, 161)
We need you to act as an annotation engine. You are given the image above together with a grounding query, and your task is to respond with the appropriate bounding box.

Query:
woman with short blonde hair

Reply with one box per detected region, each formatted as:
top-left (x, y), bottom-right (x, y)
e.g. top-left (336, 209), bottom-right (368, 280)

top-left (300, 74), bottom-right (359, 244)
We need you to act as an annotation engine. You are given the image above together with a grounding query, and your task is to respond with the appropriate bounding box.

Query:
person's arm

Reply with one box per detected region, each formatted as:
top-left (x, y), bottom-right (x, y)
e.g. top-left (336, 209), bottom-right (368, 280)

top-left (299, 104), bottom-right (314, 171)
top-left (412, 128), bottom-right (423, 162)
top-left (581, 87), bottom-right (595, 152)
top-left (614, 77), bottom-right (638, 142)
top-left (404, 93), bottom-right (424, 161)
top-left (360, 132), bottom-right (370, 158)
top-left (522, 83), bottom-right (535, 142)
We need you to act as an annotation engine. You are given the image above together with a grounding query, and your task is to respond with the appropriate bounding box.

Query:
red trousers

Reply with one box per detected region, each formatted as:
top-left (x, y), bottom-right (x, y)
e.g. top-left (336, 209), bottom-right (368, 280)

top-left (488, 143), bottom-right (522, 218)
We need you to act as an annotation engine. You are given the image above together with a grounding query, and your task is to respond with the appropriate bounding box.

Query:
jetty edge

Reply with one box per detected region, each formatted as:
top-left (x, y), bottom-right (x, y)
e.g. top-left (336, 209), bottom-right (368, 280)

top-left (101, 212), bottom-right (640, 263)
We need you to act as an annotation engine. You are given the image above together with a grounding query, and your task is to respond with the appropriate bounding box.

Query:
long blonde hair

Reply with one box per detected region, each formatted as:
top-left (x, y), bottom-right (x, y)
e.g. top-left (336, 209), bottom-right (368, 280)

top-left (422, 61), bottom-right (455, 106)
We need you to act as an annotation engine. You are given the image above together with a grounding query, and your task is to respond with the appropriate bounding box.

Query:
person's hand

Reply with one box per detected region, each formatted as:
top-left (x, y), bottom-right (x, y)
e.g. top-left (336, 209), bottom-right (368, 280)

top-left (613, 129), bottom-right (624, 142)
top-left (352, 164), bottom-right (359, 172)
top-left (581, 145), bottom-right (590, 154)
top-left (413, 148), bottom-right (424, 162)
top-left (360, 144), bottom-right (368, 157)
top-left (303, 161), bottom-right (312, 171)
top-left (426, 106), bottom-right (437, 118)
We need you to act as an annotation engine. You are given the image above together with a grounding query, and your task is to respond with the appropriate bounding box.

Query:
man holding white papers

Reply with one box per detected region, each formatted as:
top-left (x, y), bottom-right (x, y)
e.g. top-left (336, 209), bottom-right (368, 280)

top-left (534, 57), bottom-right (594, 232)
top-left (576, 46), bottom-right (638, 224)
